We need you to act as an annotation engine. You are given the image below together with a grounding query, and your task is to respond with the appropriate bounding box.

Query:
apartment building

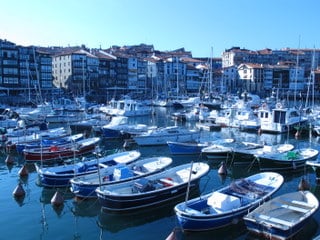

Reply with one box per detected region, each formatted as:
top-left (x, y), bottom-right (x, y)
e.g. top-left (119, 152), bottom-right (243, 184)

top-left (52, 49), bottom-right (99, 96)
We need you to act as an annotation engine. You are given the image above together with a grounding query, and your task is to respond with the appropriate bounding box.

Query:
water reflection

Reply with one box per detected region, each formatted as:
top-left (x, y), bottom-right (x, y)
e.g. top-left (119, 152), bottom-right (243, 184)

top-left (71, 198), bottom-right (101, 217)
top-left (97, 188), bottom-right (200, 233)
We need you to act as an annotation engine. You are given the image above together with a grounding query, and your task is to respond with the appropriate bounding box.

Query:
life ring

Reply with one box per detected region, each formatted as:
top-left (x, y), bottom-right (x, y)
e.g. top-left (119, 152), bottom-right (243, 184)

top-left (276, 103), bottom-right (282, 109)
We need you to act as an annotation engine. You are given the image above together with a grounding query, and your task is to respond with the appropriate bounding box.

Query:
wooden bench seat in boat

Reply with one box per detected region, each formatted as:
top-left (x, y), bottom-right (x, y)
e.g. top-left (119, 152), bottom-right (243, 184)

top-left (276, 203), bottom-right (310, 213)
top-left (256, 213), bottom-right (294, 227)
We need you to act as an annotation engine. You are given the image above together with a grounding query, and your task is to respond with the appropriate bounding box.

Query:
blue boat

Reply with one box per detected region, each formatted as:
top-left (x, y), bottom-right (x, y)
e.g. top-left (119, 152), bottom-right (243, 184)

top-left (96, 162), bottom-right (210, 212)
top-left (70, 156), bottom-right (173, 198)
top-left (174, 172), bottom-right (283, 231)
top-left (35, 150), bottom-right (141, 187)
top-left (167, 141), bottom-right (209, 155)
top-left (16, 133), bottom-right (84, 154)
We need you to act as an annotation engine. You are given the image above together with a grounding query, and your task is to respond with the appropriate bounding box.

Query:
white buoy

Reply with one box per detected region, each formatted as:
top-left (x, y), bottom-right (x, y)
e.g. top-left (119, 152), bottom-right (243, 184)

top-left (13, 183), bottom-right (26, 198)
top-left (51, 190), bottom-right (64, 207)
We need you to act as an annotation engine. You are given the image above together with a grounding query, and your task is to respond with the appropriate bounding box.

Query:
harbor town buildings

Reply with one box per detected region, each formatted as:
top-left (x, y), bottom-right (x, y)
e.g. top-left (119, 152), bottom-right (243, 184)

top-left (0, 38), bottom-right (320, 105)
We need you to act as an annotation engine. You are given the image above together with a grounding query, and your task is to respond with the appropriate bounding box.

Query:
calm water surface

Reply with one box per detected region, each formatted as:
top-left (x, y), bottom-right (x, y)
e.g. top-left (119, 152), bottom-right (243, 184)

top-left (1, 107), bottom-right (320, 240)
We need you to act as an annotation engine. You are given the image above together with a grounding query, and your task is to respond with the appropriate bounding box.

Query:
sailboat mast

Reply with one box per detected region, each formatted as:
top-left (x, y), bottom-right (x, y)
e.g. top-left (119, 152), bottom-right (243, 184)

top-left (26, 59), bottom-right (31, 102)
top-left (33, 47), bottom-right (43, 104)
top-left (294, 36), bottom-right (300, 106)
top-left (209, 47), bottom-right (213, 96)
top-left (176, 56), bottom-right (179, 96)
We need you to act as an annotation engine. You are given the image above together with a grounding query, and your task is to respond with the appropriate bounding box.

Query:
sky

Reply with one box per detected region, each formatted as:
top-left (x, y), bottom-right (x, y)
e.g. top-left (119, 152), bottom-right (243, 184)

top-left (1, 0), bottom-right (319, 58)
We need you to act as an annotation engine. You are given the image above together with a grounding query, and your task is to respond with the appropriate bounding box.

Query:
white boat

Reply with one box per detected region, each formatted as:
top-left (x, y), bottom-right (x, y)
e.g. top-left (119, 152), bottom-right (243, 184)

top-left (215, 106), bottom-right (258, 129)
top-left (16, 102), bottom-right (56, 121)
top-left (243, 191), bottom-right (319, 240)
top-left (132, 126), bottom-right (201, 146)
top-left (6, 127), bottom-right (69, 151)
top-left (0, 109), bottom-right (19, 128)
top-left (70, 156), bottom-right (173, 198)
top-left (174, 172), bottom-right (284, 231)
top-left (99, 97), bottom-right (152, 117)
top-left (152, 98), bottom-right (173, 107)
top-left (100, 116), bottom-right (152, 139)
top-left (172, 96), bottom-right (200, 108)
top-left (258, 103), bottom-right (309, 133)
top-left (201, 138), bottom-right (235, 160)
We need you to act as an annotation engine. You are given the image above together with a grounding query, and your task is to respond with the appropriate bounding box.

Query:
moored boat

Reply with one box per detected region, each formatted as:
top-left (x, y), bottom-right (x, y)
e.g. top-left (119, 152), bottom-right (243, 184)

top-left (201, 138), bottom-right (235, 160)
top-left (231, 143), bottom-right (295, 165)
top-left (243, 191), bottom-right (319, 240)
top-left (6, 126), bottom-right (69, 151)
top-left (95, 162), bottom-right (210, 212)
top-left (132, 126), bottom-right (201, 146)
top-left (174, 172), bottom-right (284, 231)
top-left (257, 148), bottom-right (319, 171)
top-left (23, 137), bottom-right (101, 162)
top-left (35, 150), bottom-right (141, 187)
top-left (306, 159), bottom-right (320, 181)
top-left (16, 133), bottom-right (84, 154)
top-left (70, 156), bottom-right (173, 198)
top-left (167, 141), bottom-right (209, 155)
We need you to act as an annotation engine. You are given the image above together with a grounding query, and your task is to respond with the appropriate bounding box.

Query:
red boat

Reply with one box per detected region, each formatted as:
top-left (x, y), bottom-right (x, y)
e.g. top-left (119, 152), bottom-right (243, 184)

top-left (23, 137), bottom-right (100, 162)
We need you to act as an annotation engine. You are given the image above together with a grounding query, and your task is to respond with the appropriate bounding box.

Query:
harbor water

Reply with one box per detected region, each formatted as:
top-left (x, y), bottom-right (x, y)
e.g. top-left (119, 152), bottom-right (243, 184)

top-left (1, 106), bottom-right (320, 240)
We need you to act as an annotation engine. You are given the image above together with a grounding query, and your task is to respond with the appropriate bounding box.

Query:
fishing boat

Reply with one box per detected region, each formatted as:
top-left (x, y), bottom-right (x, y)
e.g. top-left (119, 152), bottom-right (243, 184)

top-left (201, 139), bottom-right (235, 160)
top-left (174, 172), bottom-right (284, 231)
top-left (99, 97), bottom-right (152, 117)
top-left (256, 148), bottom-right (319, 171)
top-left (23, 137), bottom-right (101, 162)
top-left (243, 191), bottom-right (319, 240)
top-left (167, 141), bottom-right (209, 155)
top-left (305, 159), bottom-right (320, 181)
top-left (231, 143), bottom-right (295, 165)
top-left (16, 133), bottom-right (84, 154)
top-left (258, 103), bottom-right (309, 134)
top-left (95, 162), bottom-right (210, 212)
top-left (70, 156), bottom-right (173, 198)
top-left (35, 150), bottom-right (141, 187)
top-left (132, 126), bottom-right (201, 146)
top-left (6, 126), bottom-right (69, 151)
top-left (100, 116), bottom-right (152, 139)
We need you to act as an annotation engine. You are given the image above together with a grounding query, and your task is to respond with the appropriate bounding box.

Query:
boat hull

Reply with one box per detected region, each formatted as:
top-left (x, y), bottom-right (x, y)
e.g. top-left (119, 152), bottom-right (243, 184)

top-left (243, 191), bottom-right (319, 240)
top-left (24, 144), bottom-right (96, 161)
top-left (258, 148), bottom-right (319, 171)
top-left (167, 141), bottom-right (208, 155)
top-left (133, 131), bottom-right (200, 146)
top-left (96, 180), bottom-right (199, 212)
top-left (174, 172), bottom-right (283, 231)
top-left (36, 150), bottom-right (141, 187)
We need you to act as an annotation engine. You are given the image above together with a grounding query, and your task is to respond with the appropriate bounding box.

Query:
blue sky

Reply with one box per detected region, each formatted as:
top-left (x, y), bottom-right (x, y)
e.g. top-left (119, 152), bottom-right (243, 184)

top-left (1, 0), bottom-right (319, 57)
